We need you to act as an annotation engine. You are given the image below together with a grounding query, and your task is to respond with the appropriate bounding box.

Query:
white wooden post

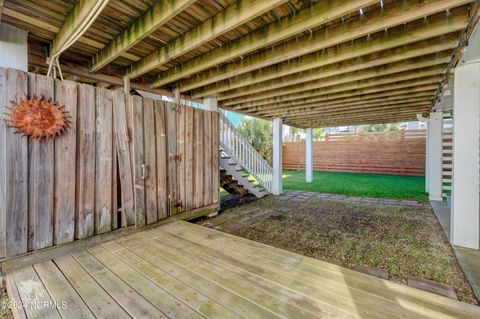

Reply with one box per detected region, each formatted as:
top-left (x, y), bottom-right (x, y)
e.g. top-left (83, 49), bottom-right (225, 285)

top-left (427, 112), bottom-right (443, 201)
top-left (306, 128), bottom-right (313, 183)
top-left (451, 61), bottom-right (480, 249)
top-left (425, 122), bottom-right (430, 193)
top-left (272, 118), bottom-right (283, 195)
top-left (0, 23), bottom-right (28, 71)
top-left (203, 95), bottom-right (218, 112)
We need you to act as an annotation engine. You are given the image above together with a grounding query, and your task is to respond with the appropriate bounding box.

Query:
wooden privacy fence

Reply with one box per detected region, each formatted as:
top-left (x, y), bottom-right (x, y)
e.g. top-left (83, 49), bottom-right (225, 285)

top-left (283, 130), bottom-right (426, 176)
top-left (0, 68), bottom-right (219, 261)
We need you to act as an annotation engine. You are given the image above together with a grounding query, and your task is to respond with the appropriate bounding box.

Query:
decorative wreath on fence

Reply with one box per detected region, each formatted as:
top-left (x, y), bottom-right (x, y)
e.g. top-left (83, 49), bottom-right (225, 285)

top-left (4, 96), bottom-right (69, 140)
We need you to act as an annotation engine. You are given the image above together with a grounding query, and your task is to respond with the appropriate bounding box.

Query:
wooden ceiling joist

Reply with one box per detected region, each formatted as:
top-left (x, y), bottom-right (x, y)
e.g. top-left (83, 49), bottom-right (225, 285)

top-left (217, 50), bottom-right (453, 102)
top-left (232, 77), bottom-right (441, 110)
top-left (123, 0), bottom-right (288, 79)
top-left (0, 0), bottom-right (4, 21)
top-left (189, 24), bottom-right (465, 97)
top-left (226, 68), bottom-right (445, 109)
top-left (257, 93), bottom-right (437, 117)
top-left (240, 86), bottom-right (439, 113)
top-left (276, 99), bottom-right (433, 120)
top-left (149, 0), bottom-right (379, 87)
top-left (90, 0), bottom-right (195, 72)
top-left (175, 0), bottom-right (470, 92)
top-left (50, 0), bottom-right (110, 58)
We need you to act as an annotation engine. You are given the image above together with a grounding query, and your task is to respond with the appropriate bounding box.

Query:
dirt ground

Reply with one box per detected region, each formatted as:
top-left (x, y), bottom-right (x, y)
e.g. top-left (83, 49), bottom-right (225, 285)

top-left (197, 191), bottom-right (479, 305)
top-left (0, 292), bottom-right (12, 319)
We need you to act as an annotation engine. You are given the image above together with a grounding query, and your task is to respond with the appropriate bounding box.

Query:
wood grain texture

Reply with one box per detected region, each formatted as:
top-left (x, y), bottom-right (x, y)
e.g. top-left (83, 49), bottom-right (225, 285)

top-left (166, 102), bottom-right (178, 215)
top-left (184, 106), bottom-right (195, 210)
top-left (76, 84), bottom-right (96, 239)
top-left (155, 100), bottom-right (168, 220)
top-left (177, 104), bottom-right (186, 213)
top-left (143, 98), bottom-right (158, 224)
top-left (132, 95), bottom-right (145, 227)
top-left (112, 91), bottom-right (135, 227)
top-left (1, 68), bottom-right (28, 257)
top-left (194, 109), bottom-right (204, 208)
top-left (211, 112), bottom-right (220, 203)
top-left (203, 111), bottom-right (212, 205)
top-left (95, 88), bottom-right (114, 234)
top-left (54, 80), bottom-right (77, 245)
top-left (28, 73), bottom-right (55, 251)
top-left (283, 130), bottom-right (426, 176)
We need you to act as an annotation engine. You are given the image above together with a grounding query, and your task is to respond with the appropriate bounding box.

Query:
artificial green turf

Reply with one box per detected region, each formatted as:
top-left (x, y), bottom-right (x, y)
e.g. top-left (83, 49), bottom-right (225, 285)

top-left (283, 170), bottom-right (428, 201)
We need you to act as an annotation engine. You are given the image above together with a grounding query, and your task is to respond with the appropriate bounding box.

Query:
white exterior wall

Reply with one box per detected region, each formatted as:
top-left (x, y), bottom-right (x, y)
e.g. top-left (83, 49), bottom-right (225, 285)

top-left (0, 23), bottom-right (28, 71)
top-left (451, 61), bottom-right (480, 249)
top-left (272, 118), bottom-right (283, 195)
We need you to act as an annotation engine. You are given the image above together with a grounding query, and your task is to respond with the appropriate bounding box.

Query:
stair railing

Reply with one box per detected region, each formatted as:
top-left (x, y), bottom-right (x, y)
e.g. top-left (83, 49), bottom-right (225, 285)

top-left (219, 112), bottom-right (273, 193)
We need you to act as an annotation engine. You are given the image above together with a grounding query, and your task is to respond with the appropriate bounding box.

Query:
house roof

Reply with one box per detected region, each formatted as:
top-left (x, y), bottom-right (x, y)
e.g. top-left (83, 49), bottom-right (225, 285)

top-left (1, 0), bottom-right (479, 127)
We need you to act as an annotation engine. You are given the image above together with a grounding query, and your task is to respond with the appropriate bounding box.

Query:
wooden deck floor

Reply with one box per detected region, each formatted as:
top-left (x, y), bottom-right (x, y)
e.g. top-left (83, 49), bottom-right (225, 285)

top-left (6, 221), bottom-right (480, 319)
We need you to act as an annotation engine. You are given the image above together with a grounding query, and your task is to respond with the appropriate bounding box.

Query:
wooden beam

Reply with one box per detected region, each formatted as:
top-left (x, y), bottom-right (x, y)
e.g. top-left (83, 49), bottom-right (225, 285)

top-left (258, 94), bottom-right (436, 117)
top-left (277, 99), bottom-right (433, 120)
top-left (226, 69), bottom-right (445, 109)
top-left (230, 77), bottom-right (441, 110)
top-left (179, 7), bottom-right (469, 93)
top-left (91, 0), bottom-right (194, 72)
top-left (289, 107), bottom-right (429, 124)
top-left (152, 0), bottom-right (471, 88)
top-left (149, 0), bottom-right (378, 87)
top-left (51, 0), bottom-right (109, 58)
top-left (124, 0), bottom-right (288, 78)
top-left (191, 34), bottom-right (460, 98)
top-left (250, 89), bottom-right (438, 114)
top-left (28, 54), bottom-right (200, 102)
top-left (218, 50), bottom-right (452, 102)
top-left (2, 7), bottom-right (140, 62)
top-left (289, 113), bottom-right (424, 128)
top-left (0, 0), bottom-right (4, 21)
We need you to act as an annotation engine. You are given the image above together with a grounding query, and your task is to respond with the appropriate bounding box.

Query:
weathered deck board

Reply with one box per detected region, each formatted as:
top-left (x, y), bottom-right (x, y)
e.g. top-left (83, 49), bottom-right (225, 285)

top-left (7, 221), bottom-right (480, 319)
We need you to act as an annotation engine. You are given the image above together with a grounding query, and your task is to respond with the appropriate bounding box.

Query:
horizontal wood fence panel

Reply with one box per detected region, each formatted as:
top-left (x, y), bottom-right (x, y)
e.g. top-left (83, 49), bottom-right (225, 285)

top-left (0, 67), bottom-right (220, 261)
top-left (283, 130), bottom-right (426, 176)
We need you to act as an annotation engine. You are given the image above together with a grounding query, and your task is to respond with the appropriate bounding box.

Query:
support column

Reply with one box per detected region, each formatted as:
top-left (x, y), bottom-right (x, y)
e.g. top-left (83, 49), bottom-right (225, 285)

top-left (203, 95), bottom-right (218, 112)
top-left (451, 61), bottom-right (480, 249)
top-left (425, 122), bottom-right (430, 193)
top-left (272, 118), bottom-right (283, 195)
top-left (427, 112), bottom-right (443, 201)
top-left (306, 128), bottom-right (313, 183)
top-left (0, 23), bottom-right (28, 71)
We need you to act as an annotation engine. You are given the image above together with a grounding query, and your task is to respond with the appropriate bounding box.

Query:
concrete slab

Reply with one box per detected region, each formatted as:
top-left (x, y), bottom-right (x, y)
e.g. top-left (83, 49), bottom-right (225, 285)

top-left (430, 200), bottom-right (450, 241)
top-left (454, 246), bottom-right (480, 301)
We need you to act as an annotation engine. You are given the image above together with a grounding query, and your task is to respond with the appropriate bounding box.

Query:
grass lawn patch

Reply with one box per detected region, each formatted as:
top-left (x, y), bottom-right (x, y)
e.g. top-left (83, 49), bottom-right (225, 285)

top-left (283, 170), bottom-right (428, 201)
top-left (199, 194), bottom-right (478, 304)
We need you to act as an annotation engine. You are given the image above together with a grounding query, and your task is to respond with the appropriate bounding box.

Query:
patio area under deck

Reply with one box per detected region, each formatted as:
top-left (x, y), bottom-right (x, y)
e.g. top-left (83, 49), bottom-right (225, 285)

top-left (6, 221), bottom-right (480, 319)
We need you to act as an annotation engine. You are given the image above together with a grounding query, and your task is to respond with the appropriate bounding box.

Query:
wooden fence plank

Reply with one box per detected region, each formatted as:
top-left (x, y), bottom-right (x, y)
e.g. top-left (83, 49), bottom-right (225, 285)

top-left (194, 109), bottom-right (204, 208)
top-left (155, 101), bottom-right (168, 220)
top-left (203, 112), bottom-right (212, 205)
top-left (211, 112), bottom-right (220, 203)
top-left (2, 68), bottom-right (28, 257)
top-left (28, 73), bottom-right (55, 250)
top-left (132, 95), bottom-right (145, 227)
top-left (112, 91), bottom-right (135, 227)
top-left (177, 105), bottom-right (186, 213)
top-left (76, 84), bottom-right (96, 239)
top-left (95, 89), bottom-right (114, 234)
top-left (143, 98), bottom-right (158, 224)
top-left (166, 102), bottom-right (178, 215)
top-left (54, 80), bottom-right (77, 245)
top-left (184, 107), bottom-right (195, 210)
top-left (0, 67), bottom-right (6, 258)
top-left (283, 130), bottom-right (426, 176)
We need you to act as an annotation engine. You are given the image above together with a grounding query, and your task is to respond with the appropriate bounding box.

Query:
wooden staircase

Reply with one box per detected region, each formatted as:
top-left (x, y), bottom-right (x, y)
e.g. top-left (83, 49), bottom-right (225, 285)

top-left (219, 112), bottom-right (273, 198)
top-left (220, 151), bottom-right (268, 198)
